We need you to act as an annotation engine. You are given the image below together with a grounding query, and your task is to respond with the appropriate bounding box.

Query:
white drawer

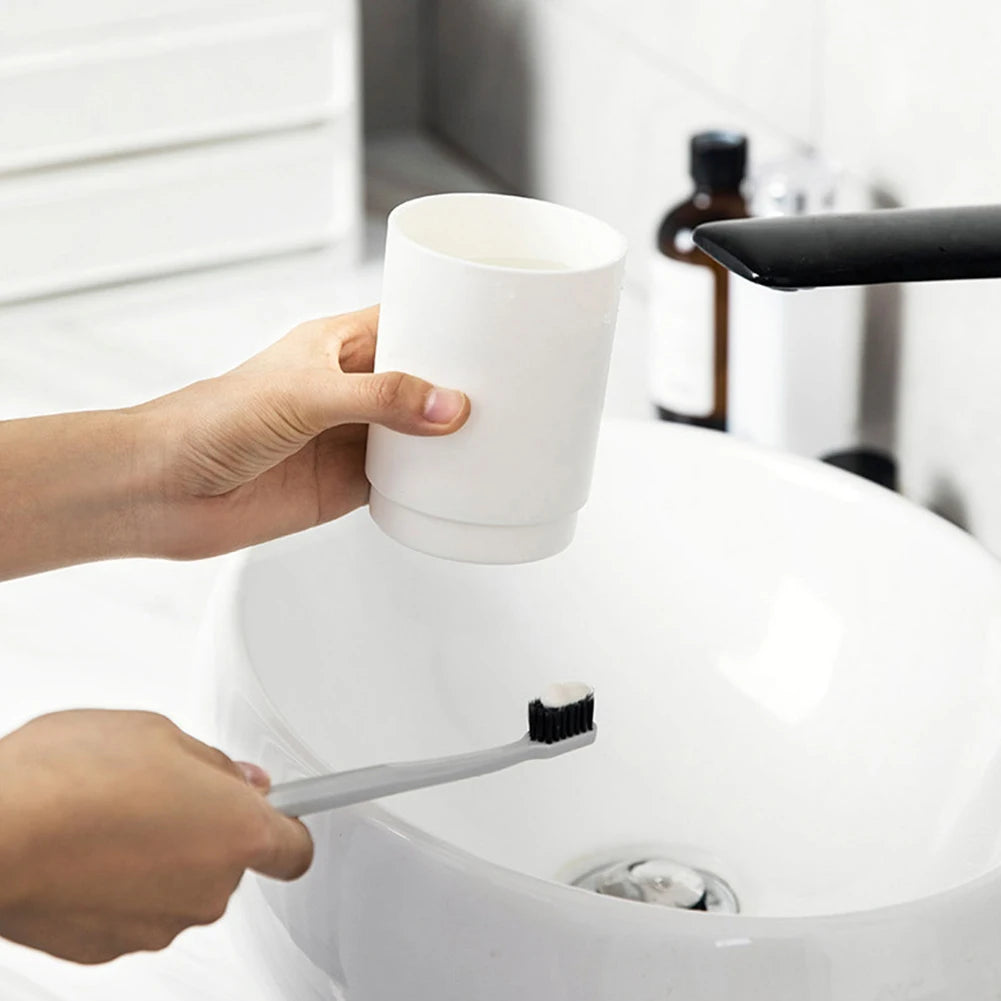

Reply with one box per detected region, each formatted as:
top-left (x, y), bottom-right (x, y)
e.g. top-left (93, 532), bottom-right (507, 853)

top-left (0, 3), bottom-right (357, 172)
top-left (0, 121), bottom-right (361, 303)
top-left (2, 0), bottom-right (343, 40)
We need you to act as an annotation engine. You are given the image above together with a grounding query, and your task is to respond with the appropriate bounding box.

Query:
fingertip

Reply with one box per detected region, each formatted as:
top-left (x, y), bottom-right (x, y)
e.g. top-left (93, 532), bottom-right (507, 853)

top-left (422, 387), bottom-right (470, 428)
top-left (247, 803), bottom-right (315, 881)
top-left (267, 816), bottom-right (315, 881)
top-left (287, 818), bottom-right (315, 879)
top-left (236, 761), bottom-right (271, 794)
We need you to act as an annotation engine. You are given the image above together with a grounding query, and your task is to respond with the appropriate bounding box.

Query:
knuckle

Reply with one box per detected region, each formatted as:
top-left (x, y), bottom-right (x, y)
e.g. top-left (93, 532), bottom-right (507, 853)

top-left (371, 370), bottom-right (409, 412)
top-left (24, 708), bottom-right (78, 732)
top-left (139, 711), bottom-right (177, 733)
top-left (282, 317), bottom-right (330, 349)
top-left (260, 383), bottom-right (320, 441)
top-left (25, 710), bottom-right (56, 725)
top-left (145, 925), bottom-right (184, 952)
top-left (207, 744), bottom-right (239, 774)
top-left (76, 950), bottom-right (121, 965)
top-left (291, 318), bottom-right (322, 339)
top-left (277, 317), bottom-right (346, 370)
top-left (19, 713), bottom-right (55, 737)
top-left (311, 315), bottom-right (345, 338)
top-left (115, 923), bottom-right (182, 956)
top-left (193, 894), bottom-right (231, 926)
top-left (65, 942), bottom-right (122, 965)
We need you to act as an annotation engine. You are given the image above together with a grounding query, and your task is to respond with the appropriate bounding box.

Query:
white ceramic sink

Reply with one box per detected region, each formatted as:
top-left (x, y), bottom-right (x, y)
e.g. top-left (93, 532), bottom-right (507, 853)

top-left (205, 420), bottom-right (1001, 1001)
top-left (0, 970), bottom-right (62, 1001)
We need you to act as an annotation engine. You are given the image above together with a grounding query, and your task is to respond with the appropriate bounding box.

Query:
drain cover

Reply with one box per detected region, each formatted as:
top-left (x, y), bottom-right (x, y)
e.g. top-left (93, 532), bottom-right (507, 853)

top-left (569, 855), bottom-right (739, 913)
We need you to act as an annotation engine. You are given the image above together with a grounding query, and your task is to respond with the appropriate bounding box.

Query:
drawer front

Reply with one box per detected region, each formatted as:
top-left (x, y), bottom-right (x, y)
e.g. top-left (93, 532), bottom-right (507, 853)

top-left (0, 3), bottom-right (357, 172)
top-left (2, 0), bottom-right (347, 44)
top-left (0, 121), bottom-right (361, 302)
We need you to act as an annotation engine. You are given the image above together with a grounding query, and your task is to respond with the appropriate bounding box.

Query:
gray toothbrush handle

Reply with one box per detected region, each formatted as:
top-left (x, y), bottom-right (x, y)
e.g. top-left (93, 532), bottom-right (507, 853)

top-left (267, 728), bottom-right (596, 817)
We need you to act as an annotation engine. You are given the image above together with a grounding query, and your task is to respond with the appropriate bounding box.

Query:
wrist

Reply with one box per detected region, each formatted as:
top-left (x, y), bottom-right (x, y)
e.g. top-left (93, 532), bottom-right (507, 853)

top-left (119, 400), bottom-right (172, 559)
top-left (71, 407), bottom-right (158, 561)
top-left (122, 391), bottom-right (212, 561)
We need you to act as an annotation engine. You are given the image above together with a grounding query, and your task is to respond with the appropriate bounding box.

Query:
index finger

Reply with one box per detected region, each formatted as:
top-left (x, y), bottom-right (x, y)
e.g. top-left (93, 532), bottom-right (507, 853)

top-left (336, 304), bottom-right (381, 374)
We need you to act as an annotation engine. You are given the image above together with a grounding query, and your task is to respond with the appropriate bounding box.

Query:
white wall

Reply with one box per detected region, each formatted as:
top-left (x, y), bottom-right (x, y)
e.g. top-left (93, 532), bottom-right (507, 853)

top-left (428, 0), bottom-right (1001, 555)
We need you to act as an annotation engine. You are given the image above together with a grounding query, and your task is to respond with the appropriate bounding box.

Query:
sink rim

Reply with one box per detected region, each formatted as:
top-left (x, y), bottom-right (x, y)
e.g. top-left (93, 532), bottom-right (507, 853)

top-left (225, 421), bottom-right (1001, 931)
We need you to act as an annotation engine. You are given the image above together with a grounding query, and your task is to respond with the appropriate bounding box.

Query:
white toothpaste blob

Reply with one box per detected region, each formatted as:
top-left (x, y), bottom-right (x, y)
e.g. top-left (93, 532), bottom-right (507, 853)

top-left (540, 681), bottom-right (593, 709)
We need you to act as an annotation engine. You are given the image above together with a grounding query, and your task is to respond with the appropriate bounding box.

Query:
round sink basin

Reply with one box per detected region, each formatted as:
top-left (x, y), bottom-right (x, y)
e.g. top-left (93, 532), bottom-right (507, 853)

top-left (206, 420), bottom-right (1001, 1000)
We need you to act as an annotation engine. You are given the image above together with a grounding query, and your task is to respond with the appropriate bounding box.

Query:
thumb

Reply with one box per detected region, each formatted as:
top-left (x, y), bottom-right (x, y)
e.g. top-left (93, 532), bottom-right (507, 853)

top-left (327, 370), bottom-right (470, 436)
top-left (248, 805), bottom-right (315, 881)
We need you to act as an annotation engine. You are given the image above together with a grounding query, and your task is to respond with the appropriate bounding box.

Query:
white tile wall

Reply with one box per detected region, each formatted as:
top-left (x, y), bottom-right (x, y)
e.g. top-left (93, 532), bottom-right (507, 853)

top-left (558, 0), bottom-right (819, 142)
top-left (523, 3), bottom-right (794, 279)
top-left (820, 0), bottom-right (1001, 207)
top-left (820, 0), bottom-right (1001, 549)
top-left (429, 0), bottom-right (1001, 556)
top-left (432, 0), bottom-right (800, 266)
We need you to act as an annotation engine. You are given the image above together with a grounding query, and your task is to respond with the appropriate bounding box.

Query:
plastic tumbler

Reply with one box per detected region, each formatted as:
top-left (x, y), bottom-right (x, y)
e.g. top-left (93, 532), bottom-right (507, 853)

top-left (366, 192), bottom-right (627, 564)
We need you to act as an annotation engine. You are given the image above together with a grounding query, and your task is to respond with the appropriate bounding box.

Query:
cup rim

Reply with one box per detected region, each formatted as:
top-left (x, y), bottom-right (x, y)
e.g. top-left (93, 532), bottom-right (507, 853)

top-left (387, 191), bottom-right (628, 274)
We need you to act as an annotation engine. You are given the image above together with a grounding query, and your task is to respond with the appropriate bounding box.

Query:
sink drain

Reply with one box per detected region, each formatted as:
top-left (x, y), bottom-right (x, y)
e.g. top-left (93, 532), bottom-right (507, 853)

top-left (568, 855), bottom-right (739, 913)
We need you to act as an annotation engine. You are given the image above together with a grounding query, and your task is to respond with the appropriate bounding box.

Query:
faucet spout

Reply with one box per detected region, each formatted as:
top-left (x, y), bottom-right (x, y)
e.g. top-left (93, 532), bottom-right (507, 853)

top-left (692, 204), bottom-right (1001, 290)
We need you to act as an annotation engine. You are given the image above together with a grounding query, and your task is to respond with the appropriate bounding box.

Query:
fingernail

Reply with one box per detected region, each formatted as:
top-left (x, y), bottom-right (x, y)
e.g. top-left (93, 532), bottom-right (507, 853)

top-left (423, 387), bottom-right (466, 424)
top-left (237, 762), bottom-right (270, 791)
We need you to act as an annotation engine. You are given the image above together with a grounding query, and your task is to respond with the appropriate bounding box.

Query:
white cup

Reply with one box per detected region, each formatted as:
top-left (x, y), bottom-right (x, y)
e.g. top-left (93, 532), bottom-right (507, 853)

top-left (366, 192), bottom-right (627, 564)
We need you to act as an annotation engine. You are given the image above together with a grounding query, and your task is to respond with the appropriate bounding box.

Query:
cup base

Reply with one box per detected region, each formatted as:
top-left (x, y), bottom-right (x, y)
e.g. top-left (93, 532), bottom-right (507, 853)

top-left (368, 490), bottom-right (577, 565)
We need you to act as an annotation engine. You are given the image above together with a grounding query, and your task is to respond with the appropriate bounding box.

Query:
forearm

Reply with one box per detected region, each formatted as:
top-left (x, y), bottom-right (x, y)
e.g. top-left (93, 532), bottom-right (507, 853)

top-left (0, 409), bottom-right (152, 580)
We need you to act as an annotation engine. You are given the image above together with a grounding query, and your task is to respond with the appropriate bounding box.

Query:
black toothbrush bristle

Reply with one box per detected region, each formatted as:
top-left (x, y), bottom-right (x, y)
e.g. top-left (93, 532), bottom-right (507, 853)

top-left (528, 692), bottom-right (595, 744)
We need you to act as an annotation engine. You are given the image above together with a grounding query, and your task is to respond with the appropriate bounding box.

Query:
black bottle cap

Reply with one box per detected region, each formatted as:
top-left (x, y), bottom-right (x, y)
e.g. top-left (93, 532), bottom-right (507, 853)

top-left (690, 131), bottom-right (748, 191)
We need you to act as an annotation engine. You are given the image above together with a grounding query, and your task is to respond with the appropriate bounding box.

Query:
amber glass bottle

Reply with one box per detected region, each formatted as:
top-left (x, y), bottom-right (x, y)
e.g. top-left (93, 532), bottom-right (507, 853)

top-left (649, 131), bottom-right (749, 430)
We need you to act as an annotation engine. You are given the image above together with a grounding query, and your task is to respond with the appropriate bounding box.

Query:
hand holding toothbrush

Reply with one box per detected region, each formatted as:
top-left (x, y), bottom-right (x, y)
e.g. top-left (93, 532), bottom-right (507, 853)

top-left (0, 710), bottom-right (312, 964)
top-left (0, 688), bottom-right (596, 965)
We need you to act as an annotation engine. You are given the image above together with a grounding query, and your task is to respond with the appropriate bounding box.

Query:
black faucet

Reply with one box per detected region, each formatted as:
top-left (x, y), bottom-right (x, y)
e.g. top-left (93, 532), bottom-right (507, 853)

top-left (692, 204), bottom-right (1001, 290)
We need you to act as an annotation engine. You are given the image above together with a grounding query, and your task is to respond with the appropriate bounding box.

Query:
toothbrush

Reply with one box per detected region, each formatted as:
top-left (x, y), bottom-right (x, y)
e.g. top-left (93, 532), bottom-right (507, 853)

top-left (267, 682), bottom-right (596, 817)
